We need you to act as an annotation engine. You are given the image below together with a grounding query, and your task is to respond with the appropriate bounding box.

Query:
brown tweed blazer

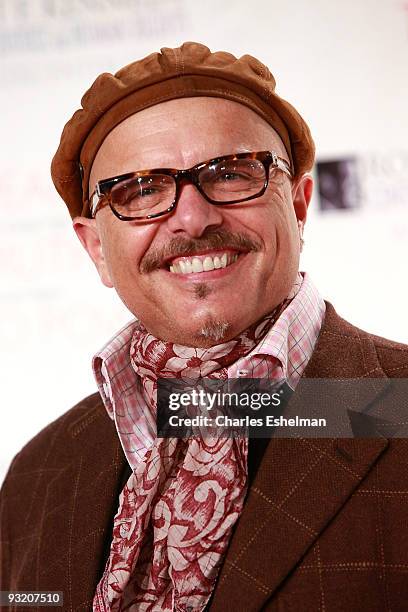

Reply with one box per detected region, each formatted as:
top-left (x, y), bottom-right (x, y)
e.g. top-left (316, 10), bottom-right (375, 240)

top-left (1, 303), bottom-right (408, 612)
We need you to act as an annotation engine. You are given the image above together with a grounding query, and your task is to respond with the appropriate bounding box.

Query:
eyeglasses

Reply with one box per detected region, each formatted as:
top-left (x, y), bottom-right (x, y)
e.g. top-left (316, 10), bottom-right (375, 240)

top-left (88, 150), bottom-right (293, 221)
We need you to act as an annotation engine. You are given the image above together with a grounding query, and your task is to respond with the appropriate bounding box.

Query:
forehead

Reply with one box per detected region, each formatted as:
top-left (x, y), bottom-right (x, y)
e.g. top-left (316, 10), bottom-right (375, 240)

top-left (89, 97), bottom-right (288, 187)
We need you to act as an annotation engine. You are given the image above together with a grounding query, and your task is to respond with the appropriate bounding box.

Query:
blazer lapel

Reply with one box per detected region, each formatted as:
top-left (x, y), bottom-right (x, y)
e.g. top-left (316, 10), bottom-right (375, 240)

top-left (35, 400), bottom-right (130, 610)
top-left (209, 303), bottom-right (391, 611)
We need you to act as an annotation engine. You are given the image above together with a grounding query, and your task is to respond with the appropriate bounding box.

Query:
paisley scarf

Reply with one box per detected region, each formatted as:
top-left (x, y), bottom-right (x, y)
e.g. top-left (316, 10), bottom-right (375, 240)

top-left (94, 299), bottom-right (292, 611)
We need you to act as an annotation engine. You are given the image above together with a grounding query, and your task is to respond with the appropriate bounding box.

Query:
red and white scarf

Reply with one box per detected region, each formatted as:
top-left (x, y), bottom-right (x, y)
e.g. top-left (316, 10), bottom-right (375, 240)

top-left (94, 301), bottom-right (290, 611)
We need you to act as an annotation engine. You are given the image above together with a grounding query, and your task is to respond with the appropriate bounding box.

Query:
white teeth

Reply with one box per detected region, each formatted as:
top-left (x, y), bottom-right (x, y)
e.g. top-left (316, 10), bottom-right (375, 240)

top-left (192, 258), bottom-right (203, 273)
top-left (203, 256), bottom-right (215, 271)
top-left (168, 252), bottom-right (240, 274)
top-left (184, 259), bottom-right (192, 273)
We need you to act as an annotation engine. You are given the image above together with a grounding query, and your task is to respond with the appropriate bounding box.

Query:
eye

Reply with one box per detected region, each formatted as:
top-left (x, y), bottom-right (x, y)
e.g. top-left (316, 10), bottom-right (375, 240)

top-left (139, 186), bottom-right (160, 197)
top-left (110, 174), bottom-right (175, 214)
top-left (216, 172), bottom-right (245, 182)
top-left (123, 184), bottom-right (166, 208)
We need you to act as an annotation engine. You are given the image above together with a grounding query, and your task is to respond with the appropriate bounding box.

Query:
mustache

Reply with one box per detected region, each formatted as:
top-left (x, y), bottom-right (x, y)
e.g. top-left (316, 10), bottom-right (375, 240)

top-left (140, 228), bottom-right (262, 273)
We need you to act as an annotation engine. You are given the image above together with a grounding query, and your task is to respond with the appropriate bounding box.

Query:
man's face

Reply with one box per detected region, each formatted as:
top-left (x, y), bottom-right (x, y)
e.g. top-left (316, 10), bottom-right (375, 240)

top-left (74, 98), bottom-right (312, 346)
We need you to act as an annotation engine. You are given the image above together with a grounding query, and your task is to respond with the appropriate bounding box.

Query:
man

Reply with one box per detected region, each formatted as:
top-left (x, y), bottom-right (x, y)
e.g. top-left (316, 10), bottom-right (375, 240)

top-left (1, 42), bottom-right (408, 611)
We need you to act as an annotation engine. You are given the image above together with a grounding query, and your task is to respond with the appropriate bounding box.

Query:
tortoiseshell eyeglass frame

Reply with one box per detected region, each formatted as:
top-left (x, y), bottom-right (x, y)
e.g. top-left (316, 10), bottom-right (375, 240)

top-left (87, 150), bottom-right (293, 222)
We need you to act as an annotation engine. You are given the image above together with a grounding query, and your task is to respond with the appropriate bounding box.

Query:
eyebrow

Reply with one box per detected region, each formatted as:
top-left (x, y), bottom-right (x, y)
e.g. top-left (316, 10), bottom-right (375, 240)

top-left (235, 146), bottom-right (253, 154)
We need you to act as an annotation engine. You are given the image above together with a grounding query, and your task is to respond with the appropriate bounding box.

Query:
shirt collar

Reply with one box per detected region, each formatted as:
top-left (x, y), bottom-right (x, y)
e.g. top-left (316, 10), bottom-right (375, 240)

top-left (228, 272), bottom-right (325, 386)
top-left (92, 272), bottom-right (325, 466)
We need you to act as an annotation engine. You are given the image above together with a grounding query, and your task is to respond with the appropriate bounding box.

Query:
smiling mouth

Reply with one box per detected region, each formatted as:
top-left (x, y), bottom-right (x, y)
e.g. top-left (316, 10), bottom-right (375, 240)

top-left (166, 250), bottom-right (242, 275)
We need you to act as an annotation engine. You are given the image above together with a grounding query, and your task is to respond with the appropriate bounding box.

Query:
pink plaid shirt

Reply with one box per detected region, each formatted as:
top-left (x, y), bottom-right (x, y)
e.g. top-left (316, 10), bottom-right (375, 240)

top-left (93, 272), bottom-right (325, 473)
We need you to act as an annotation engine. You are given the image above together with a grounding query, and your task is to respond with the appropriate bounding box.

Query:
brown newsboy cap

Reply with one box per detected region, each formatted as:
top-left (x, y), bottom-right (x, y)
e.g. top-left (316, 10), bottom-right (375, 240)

top-left (51, 41), bottom-right (315, 219)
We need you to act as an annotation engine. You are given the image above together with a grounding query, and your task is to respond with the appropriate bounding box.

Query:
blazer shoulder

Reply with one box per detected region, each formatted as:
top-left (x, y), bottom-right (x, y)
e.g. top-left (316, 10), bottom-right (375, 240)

top-left (363, 330), bottom-right (408, 378)
top-left (323, 302), bottom-right (408, 377)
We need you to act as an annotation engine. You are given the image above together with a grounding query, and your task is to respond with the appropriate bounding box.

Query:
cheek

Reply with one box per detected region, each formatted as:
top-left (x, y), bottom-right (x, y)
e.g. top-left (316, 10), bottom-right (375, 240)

top-left (273, 204), bottom-right (301, 283)
top-left (270, 185), bottom-right (298, 237)
top-left (254, 190), bottom-right (300, 281)
top-left (254, 189), bottom-right (297, 250)
top-left (99, 221), bottom-right (157, 285)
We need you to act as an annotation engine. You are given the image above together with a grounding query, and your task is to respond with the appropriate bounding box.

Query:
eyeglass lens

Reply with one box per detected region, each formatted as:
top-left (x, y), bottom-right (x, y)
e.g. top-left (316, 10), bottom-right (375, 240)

top-left (111, 174), bottom-right (175, 217)
top-left (109, 157), bottom-right (267, 218)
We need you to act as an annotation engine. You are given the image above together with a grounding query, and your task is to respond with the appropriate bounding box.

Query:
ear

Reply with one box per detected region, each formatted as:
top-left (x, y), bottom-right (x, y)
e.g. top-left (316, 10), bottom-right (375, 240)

top-left (291, 174), bottom-right (313, 223)
top-left (73, 216), bottom-right (114, 288)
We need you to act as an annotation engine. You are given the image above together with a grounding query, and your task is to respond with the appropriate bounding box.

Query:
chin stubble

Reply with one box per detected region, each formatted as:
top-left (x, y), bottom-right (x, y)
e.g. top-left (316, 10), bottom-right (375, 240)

top-left (196, 319), bottom-right (231, 343)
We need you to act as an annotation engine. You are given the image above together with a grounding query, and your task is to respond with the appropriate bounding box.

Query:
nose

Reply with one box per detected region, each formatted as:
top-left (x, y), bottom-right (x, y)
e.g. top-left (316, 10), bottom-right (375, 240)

top-left (166, 183), bottom-right (224, 237)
